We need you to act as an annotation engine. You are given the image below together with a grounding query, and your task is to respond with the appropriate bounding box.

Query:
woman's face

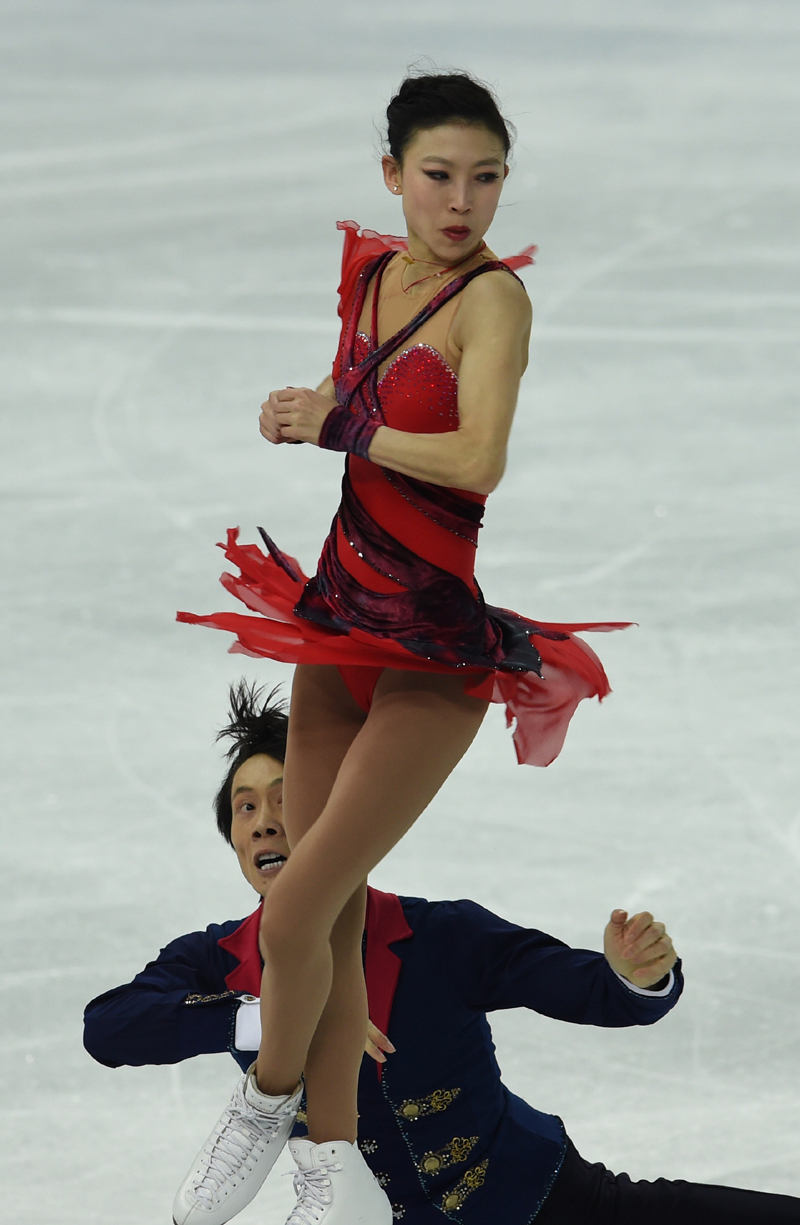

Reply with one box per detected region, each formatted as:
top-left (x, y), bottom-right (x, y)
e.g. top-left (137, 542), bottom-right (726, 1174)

top-left (383, 122), bottom-right (509, 263)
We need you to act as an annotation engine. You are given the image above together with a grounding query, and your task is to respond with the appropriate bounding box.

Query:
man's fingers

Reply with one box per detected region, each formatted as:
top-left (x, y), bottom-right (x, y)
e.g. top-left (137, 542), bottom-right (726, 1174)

top-left (625, 932), bottom-right (667, 963)
top-left (630, 939), bottom-right (676, 973)
top-left (631, 947), bottom-right (677, 980)
top-left (630, 941), bottom-right (672, 968)
top-left (625, 920), bottom-right (667, 960)
top-left (366, 1021), bottom-right (395, 1061)
top-left (623, 911), bottom-right (653, 940)
top-left (622, 911), bottom-right (654, 954)
top-left (366, 1023), bottom-right (395, 1054)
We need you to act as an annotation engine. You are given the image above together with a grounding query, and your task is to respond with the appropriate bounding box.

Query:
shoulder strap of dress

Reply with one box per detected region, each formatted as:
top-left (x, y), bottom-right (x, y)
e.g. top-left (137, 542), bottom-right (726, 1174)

top-left (337, 250), bottom-right (394, 372)
top-left (358, 259), bottom-right (522, 380)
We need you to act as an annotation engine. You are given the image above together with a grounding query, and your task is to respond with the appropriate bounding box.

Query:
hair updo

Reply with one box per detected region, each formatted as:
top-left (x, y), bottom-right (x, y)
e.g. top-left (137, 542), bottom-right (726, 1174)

top-left (386, 70), bottom-right (513, 164)
top-left (213, 679), bottom-right (288, 845)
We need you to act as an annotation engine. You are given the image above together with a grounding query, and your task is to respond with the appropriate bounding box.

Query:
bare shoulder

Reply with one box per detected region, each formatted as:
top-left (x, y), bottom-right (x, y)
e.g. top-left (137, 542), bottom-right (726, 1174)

top-left (458, 266), bottom-right (531, 339)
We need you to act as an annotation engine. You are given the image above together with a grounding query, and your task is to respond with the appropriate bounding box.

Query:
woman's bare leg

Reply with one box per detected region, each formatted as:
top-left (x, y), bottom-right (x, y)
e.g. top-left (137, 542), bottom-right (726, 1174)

top-left (272, 666), bottom-right (369, 1140)
top-left (301, 884), bottom-right (368, 1141)
top-left (255, 665), bottom-right (489, 1143)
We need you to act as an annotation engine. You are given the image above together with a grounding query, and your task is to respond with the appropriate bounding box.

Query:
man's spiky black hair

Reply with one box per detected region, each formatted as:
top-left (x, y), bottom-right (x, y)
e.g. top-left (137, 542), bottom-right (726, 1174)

top-left (213, 679), bottom-right (288, 845)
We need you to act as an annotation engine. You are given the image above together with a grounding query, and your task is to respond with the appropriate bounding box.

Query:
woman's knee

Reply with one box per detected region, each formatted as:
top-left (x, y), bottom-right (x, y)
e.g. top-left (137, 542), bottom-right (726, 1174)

top-left (260, 889), bottom-right (319, 964)
top-left (260, 879), bottom-right (365, 965)
top-left (329, 886), bottom-right (367, 951)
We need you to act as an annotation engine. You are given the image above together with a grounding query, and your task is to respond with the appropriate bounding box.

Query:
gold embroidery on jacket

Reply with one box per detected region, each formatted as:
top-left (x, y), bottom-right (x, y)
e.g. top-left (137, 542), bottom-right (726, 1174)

top-left (397, 1087), bottom-right (461, 1121)
top-left (184, 991), bottom-right (235, 1005)
top-left (439, 1159), bottom-right (489, 1212)
top-left (418, 1136), bottom-right (478, 1175)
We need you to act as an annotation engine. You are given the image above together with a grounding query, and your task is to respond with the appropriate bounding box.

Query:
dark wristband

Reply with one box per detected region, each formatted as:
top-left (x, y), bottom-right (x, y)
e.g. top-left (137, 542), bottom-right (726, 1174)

top-left (318, 405), bottom-right (379, 461)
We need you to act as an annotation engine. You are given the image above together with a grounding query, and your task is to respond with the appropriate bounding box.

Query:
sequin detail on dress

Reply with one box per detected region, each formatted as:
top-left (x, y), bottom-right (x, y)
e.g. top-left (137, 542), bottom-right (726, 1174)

top-left (379, 345), bottom-right (460, 432)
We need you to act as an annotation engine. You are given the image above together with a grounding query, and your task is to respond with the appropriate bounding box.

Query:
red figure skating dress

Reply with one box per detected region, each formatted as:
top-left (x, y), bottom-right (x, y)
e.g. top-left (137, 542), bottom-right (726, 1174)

top-left (178, 222), bottom-right (628, 765)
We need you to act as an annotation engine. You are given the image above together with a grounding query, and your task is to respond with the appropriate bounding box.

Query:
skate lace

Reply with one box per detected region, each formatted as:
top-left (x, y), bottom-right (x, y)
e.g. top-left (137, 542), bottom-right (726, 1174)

top-left (285, 1163), bottom-right (342, 1224)
top-left (192, 1100), bottom-right (284, 1204)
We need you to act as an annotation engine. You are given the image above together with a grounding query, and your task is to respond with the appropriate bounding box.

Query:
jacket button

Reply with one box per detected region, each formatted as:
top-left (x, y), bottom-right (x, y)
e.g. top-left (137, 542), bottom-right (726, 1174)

top-left (443, 1193), bottom-right (460, 1210)
top-left (422, 1156), bottom-right (441, 1172)
top-left (401, 1103), bottom-right (419, 1118)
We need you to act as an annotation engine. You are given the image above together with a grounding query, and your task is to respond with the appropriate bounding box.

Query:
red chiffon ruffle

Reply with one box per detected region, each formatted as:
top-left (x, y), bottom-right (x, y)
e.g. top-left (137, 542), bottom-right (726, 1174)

top-left (335, 219), bottom-right (537, 323)
top-left (177, 529), bottom-right (627, 767)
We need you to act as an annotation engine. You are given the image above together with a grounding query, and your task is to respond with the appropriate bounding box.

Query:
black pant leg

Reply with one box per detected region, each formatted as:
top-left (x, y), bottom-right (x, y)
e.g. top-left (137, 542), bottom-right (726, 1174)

top-left (537, 1140), bottom-right (800, 1224)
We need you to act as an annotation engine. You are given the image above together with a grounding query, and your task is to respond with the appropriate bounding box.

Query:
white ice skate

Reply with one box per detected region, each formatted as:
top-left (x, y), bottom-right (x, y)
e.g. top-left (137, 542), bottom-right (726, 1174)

top-left (285, 1137), bottom-right (393, 1224)
top-left (172, 1064), bottom-right (302, 1225)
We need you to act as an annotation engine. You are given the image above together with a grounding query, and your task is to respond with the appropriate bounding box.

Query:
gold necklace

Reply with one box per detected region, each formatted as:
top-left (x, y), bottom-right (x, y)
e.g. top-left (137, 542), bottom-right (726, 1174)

top-left (399, 242), bottom-right (486, 294)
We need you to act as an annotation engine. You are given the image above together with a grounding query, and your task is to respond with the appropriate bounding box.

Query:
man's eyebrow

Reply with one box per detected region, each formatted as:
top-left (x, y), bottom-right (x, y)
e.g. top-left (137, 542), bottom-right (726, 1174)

top-left (232, 777), bottom-right (283, 798)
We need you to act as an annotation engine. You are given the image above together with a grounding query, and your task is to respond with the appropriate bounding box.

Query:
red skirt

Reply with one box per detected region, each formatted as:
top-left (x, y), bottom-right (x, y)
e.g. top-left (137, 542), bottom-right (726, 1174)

top-left (178, 529), bottom-right (629, 767)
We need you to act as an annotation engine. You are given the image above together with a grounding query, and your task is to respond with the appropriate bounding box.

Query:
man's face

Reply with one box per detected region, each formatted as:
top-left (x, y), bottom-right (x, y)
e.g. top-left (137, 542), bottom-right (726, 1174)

top-left (230, 753), bottom-right (290, 897)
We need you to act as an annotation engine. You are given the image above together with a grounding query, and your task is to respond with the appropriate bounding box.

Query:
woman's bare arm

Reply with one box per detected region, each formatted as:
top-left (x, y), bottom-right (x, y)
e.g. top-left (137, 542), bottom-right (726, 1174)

top-left (261, 272), bottom-right (531, 494)
top-left (367, 272), bottom-right (530, 493)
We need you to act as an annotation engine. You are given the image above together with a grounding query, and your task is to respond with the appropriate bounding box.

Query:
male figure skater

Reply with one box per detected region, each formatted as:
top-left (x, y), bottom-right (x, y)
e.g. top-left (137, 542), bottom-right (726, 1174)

top-left (84, 684), bottom-right (799, 1224)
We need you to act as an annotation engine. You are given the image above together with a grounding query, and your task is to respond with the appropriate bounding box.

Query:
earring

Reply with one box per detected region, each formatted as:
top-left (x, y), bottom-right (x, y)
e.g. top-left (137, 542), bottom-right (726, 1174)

top-left (394, 186), bottom-right (400, 193)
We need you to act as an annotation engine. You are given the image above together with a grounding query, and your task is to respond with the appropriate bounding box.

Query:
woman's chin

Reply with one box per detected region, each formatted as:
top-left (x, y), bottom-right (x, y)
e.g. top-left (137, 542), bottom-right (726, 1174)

top-left (412, 231), bottom-right (484, 264)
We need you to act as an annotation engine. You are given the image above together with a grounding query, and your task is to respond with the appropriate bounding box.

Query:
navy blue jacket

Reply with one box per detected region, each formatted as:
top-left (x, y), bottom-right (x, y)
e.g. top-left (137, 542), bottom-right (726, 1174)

top-left (84, 890), bottom-right (682, 1223)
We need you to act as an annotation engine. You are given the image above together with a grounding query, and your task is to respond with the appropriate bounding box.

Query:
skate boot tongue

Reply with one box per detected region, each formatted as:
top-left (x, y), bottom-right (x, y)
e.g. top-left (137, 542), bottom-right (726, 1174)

top-left (291, 1140), bottom-right (346, 1169)
top-left (288, 1138), bottom-right (318, 1172)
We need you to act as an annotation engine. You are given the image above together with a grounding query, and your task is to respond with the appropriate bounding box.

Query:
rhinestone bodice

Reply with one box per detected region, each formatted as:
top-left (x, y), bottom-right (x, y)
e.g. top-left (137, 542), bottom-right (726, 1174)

top-left (353, 333), bottom-right (460, 435)
top-left (324, 254), bottom-right (494, 597)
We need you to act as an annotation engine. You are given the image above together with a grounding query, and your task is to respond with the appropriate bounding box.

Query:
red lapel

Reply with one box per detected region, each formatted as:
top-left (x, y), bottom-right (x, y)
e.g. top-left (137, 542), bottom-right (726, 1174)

top-left (364, 887), bottom-right (413, 1080)
top-left (217, 888), bottom-right (413, 1081)
top-left (219, 901), bottom-right (263, 994)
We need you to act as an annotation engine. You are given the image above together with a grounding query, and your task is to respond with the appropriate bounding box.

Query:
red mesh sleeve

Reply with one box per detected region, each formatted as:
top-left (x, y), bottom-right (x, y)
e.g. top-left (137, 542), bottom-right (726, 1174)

top-left (336, 220), bottom-right (408, 319)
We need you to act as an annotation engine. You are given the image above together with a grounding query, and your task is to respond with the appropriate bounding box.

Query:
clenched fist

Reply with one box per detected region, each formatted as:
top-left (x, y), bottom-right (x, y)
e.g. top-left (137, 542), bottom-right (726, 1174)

top-left (259, 386), bottom-right (338, 446)
top-left (604, 909), bottom-right (677, 988)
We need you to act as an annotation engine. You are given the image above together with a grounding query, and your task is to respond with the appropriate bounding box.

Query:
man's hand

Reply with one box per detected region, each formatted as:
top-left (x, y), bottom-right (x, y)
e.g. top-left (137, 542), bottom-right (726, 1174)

top-left (366, 1022), bottom-right (396, 1065)
top-left (259, 387), bottom-right (338, 446)
top-left (604, 909), bottom-right (677, 988)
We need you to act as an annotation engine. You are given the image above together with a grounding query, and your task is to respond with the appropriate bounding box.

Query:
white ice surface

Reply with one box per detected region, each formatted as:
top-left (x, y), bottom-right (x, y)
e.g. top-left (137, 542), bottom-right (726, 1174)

top-left (1, 1), bottom-right (799, 1221)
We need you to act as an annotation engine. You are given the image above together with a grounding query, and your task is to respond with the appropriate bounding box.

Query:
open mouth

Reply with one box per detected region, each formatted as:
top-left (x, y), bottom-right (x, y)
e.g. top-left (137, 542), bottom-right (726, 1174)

top-left (255, 852), bottom-right (287, 874)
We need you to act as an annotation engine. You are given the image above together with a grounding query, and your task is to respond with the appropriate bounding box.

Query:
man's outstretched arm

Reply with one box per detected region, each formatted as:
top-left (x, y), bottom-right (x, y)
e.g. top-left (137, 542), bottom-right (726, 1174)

top-left (84, 926), bottom-right (395, 1069)
top-left (83, 927), bottom-right (249, 1068)
top-left (429, 900), bottom-right (682, 1027)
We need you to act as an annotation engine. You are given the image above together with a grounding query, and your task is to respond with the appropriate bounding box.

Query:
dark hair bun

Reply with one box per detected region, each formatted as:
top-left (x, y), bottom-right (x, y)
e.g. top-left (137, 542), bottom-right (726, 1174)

top-left (386, 70), bottom-right (512, 163)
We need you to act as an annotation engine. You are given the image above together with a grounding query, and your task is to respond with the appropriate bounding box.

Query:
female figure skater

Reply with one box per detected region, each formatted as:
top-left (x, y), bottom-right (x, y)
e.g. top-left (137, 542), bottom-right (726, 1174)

top-left (176, 72), bottom-right (627, 1225)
